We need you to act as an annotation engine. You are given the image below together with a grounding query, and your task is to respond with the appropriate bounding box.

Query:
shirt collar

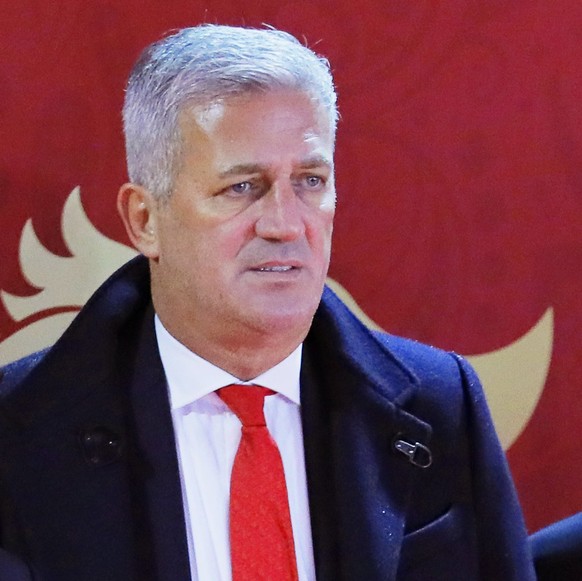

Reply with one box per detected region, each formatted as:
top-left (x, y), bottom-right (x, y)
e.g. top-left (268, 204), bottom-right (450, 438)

top-left (154, 315), bottom-right (302, 410)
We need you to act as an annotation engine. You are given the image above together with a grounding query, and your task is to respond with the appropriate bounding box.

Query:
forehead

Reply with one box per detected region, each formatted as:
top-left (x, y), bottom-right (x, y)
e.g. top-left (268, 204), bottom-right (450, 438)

top-left (180, 89), bottom-right (335, 150)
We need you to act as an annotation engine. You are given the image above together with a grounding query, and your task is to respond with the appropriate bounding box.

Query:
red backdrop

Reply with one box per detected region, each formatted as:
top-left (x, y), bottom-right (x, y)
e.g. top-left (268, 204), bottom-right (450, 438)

top-left (2, 1), bottom-right (582, 533)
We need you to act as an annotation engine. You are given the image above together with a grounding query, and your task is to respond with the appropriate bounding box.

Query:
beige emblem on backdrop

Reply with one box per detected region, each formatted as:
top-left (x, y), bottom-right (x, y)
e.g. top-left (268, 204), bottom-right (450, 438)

top-left (0, 188), bottom-right (553, 450)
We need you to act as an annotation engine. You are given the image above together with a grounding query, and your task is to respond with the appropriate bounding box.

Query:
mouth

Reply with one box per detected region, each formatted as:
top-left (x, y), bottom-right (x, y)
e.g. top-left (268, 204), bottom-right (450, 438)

top-left (249, 261), bottom-right (302, 274)
top-left (255, 265), bottom-right (295, 273)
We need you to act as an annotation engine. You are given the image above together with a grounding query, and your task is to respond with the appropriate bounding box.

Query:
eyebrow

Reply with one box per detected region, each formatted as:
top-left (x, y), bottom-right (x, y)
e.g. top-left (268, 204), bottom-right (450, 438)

top-left (217, 155), bottom-right (333, 179)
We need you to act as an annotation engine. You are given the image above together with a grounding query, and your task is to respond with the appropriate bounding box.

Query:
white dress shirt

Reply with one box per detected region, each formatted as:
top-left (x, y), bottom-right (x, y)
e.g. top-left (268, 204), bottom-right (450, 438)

top-left (154, 316), bottom-right (316, 581)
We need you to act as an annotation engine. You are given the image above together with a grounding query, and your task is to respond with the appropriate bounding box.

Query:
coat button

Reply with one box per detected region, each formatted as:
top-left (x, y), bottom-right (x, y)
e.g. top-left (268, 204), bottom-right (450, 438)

top-left (78, 426), bottom-right (124, 467)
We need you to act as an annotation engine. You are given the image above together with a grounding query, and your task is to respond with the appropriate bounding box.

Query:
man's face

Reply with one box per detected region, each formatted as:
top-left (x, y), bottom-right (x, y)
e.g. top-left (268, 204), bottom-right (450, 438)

top-left (147, 89), bottom-right (336, 353)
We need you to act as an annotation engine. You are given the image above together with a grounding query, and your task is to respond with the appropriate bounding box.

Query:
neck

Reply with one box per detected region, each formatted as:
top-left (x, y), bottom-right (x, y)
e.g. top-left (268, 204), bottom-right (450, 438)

top-left (156, 315), bottom-right (308, 381)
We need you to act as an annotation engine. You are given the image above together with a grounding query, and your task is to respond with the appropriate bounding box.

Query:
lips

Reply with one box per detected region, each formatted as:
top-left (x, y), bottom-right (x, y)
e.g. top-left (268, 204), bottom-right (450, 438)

top-left (256, 265), bottom-right (294, 272)
top-left (249, 260), bottom-right (302, 273)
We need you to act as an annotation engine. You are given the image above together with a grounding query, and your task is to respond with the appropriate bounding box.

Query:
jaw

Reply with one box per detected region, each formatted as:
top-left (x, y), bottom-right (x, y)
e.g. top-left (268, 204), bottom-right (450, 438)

top-left (149, 258), bottom-right (327, 378)
top-left (240, 268), bottom-right (324, 321)
top-left (239, 290), bottom-right (321, 336)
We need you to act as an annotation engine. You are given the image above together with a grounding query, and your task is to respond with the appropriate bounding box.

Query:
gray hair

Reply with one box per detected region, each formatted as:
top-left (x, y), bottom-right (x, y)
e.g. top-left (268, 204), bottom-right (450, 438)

top-left (122, 24), bottom-right (338, 199)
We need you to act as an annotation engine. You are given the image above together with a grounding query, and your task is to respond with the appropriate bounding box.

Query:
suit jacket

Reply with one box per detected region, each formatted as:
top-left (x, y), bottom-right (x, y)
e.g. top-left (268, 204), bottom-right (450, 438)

top-left (0, 256), bottom-right (535, 580)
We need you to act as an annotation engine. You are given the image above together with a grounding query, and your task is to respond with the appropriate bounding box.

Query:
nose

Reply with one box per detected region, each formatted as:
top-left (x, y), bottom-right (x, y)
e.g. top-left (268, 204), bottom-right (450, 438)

top-left (254, 182), bottom-right (305, 241)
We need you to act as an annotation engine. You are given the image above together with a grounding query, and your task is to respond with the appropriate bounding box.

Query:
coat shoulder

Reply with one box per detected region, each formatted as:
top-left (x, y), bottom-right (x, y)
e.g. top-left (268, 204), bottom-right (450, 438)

top-left (373, 331), bottom-right (458, 373)
top-left (371, 330), bottom-right (476, 401)
top-left (0, 350), bottom-right (48, 400)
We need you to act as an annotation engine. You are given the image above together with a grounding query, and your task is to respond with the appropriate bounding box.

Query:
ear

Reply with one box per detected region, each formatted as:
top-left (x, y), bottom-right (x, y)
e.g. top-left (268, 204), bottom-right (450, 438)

top-left (117, 183), bottom-right (160, 258)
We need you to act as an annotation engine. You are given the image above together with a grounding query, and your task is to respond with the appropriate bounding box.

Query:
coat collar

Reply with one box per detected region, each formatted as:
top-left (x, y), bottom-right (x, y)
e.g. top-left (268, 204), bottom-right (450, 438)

top-left (1, 258), bottom-right (424, 431)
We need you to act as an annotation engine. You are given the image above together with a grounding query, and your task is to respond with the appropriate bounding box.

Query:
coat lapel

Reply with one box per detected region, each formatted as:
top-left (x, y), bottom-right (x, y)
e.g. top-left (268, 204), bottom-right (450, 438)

top-left (302, 287), bottom-right (432, 581)
top-left (124, 307), bottom-right (191, 581)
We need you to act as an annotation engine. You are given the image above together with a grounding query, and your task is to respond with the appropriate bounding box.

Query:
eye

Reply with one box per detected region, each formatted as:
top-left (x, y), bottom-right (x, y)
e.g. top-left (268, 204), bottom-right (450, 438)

top-left (299, 175), bottom-right (328, 193)
top-left (230, 181), bottom-right (253, 194)
top-left (305, 175), bottom-right (323, 188)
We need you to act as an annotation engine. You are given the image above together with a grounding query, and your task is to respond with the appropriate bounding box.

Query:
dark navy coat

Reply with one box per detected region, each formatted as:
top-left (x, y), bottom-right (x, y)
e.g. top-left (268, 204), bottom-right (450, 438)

top-left (531, 511), bottom-right (582, 580)
top-left (0, 256), bottom-right (535, 580)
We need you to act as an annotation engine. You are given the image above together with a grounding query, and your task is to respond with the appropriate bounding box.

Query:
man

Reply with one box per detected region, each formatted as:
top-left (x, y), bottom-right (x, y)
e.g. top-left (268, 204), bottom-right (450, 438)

top-left (0, 24), bottom-right (534, 580)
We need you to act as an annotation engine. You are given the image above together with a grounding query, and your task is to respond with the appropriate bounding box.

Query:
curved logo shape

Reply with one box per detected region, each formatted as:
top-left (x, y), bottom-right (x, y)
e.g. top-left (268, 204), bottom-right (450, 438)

top-left (466, 308), bottom-right (553, 449)
top-left (0, 187), bottom-right (137, 365)
top-left (0, 189), bottom-right (553, 450)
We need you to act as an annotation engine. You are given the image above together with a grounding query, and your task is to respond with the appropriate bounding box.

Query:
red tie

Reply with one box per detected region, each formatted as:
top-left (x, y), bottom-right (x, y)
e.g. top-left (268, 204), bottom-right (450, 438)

top-left (217, 384), bottom-right (299, 581)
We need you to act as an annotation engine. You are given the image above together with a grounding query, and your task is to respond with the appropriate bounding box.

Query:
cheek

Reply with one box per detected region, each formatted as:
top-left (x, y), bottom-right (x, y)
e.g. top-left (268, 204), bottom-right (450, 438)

top-left (312, 209), bottom-right (335, 245)
top-left (217, 215), bottom-right (259, 254)
top-left (156, 215), bottom-right (207, 276)
top-left (305, 214), bottom-right (334, 275)
top-left (182, 225), bottom-right (252, 279)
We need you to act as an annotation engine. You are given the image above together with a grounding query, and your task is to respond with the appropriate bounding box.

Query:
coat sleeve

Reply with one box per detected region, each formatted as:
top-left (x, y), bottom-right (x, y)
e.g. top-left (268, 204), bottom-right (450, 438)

top-left (452, 353), bottom-right (536, 580)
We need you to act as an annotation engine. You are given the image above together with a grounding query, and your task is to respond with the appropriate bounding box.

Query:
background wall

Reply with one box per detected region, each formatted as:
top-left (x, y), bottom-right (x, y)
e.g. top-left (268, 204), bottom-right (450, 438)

top-left (2, 1), bottom-right (582, 533)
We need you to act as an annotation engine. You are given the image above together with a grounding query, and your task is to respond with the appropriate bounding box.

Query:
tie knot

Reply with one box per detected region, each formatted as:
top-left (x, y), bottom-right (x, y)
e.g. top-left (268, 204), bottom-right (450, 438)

top-left (217, 384), bottom-right (274, 427)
